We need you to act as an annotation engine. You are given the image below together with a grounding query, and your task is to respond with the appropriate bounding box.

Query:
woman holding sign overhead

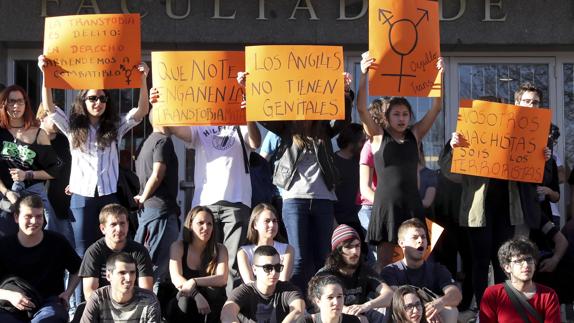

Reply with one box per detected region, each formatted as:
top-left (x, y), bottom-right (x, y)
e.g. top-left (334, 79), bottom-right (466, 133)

top-left (357, 52), bottom-right (444, 268)
top-left (37, 55), bottom-right (150, 258)
top-left (238, 71), bottom-right (355, 293)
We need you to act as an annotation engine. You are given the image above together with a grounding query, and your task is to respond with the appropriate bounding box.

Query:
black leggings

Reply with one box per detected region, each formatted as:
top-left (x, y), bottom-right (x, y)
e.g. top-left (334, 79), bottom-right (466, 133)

top-left (467, 210), bottom-right (514, 307)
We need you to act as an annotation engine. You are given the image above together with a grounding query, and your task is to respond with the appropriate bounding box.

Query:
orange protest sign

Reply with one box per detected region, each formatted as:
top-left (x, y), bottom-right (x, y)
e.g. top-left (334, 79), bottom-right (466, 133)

top-left (391, 218), bottom-right (444, 262)
top-left (245, 45), bottom-right (345, 121)
top-left (451, 100), bottom-right (552, 183)
top-left (43, 13), bottom-right (141, 89)
top-left (151, 51), bottom-right (245, 126)
top-left (368, 0), bottom-right (441, 97)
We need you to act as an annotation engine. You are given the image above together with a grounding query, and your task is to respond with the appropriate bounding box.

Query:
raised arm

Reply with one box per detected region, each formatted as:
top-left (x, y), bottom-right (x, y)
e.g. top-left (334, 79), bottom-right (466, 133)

top-left (330, 72), bottom-right (355, 137)
top-left (132, 62), bottom-right (150, 122)
top-left (411, 58), bottom-right (445, 142)
top-left (359, 164), bottom-right (375, 203)
top-left (357, 52), bottom-right (383, 138)
top-left (246, 122), bottom-right (261, 149)
top-left (38, 55), bottom-right (56, 114)
top-left (149, 87), bottom-right (193, 143)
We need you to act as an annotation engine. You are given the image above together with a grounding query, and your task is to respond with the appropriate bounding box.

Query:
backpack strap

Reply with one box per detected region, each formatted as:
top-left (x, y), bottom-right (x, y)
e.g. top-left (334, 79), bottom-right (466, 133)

top-left (503, 281), bottom-right (543, 323)
top-left (235, 126), bottom-right (250, 174)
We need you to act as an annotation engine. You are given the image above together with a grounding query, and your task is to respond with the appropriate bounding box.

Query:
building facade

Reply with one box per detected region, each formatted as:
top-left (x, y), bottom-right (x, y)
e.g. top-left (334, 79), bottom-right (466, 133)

top-left (1, 0), bottom-right (573, 217)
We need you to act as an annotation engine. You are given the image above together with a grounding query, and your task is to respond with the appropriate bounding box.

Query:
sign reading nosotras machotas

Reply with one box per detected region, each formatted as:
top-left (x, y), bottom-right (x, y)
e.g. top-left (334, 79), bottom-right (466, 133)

top-left (451, 100), bottom-right (552, 183)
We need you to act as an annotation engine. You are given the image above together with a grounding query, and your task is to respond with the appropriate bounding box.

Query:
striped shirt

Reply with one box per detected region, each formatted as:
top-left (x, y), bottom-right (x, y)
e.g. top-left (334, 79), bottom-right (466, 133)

top-left (51, 106), bottom-right (141, 197)
top-left (80, 286), bottom-right (161, 323)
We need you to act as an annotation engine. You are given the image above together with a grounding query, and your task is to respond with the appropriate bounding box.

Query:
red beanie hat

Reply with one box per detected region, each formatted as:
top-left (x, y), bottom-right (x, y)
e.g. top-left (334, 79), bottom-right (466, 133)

top-left (331, 224), bottom-right (360, 251)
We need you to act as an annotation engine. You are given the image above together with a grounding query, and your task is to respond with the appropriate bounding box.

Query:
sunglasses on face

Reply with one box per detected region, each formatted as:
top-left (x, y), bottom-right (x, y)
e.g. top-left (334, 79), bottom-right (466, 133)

top-left (85, 95), bottom-right (109, 103)
top-left (254, 263), bottom-right (284, 274)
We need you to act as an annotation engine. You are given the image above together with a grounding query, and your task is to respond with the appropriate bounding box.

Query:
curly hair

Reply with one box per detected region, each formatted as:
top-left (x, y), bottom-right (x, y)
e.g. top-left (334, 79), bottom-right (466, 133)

top-left (497, 238), bottom-right (539, 276)
top-left (69, 89), bottom-right (119, 150)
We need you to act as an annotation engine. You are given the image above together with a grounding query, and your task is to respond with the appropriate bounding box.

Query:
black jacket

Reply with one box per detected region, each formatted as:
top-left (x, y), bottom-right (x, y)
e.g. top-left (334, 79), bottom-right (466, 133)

top-left (260, 91), bottom-right (354, 191)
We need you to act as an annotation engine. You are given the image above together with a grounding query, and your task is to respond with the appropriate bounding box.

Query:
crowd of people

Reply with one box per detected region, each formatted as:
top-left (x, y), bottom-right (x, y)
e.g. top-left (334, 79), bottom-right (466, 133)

top-left (0, 51), bottom-right (572, 323)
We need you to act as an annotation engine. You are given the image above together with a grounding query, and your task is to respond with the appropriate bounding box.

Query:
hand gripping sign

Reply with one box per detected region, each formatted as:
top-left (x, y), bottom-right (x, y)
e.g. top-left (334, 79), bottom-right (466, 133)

top-left (43, 13), bottom-right (141, 89)
top-left (451, 100), bottom-right (552, 183)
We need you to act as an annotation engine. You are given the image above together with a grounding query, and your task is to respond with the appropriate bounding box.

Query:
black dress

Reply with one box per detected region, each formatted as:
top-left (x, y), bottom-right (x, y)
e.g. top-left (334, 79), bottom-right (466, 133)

top-left (367, 129), bottom-right (425, 244)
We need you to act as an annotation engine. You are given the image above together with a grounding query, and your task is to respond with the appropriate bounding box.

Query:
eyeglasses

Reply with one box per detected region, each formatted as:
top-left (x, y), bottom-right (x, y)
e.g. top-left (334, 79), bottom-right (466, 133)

top-left (85, 95), bottom-right (109, 103)
top-left (7, 99), bottom-right (25, 106)
top-left (403, 301), bottom-right (422, 312)
top-left (510, 257), bottom-right (535, 266)
top-left (254, 263), bottom-right (284, 274)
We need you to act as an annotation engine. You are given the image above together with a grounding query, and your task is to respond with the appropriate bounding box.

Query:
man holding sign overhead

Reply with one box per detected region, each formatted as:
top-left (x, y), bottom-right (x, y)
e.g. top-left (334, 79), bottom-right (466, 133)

top-left (438, 86), bottom-right (552, 310)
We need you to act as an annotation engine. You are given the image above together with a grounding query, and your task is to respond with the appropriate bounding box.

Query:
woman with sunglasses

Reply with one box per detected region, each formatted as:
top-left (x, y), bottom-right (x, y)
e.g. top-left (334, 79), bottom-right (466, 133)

top-left (0, 85), bottom-right (65, 237)
top-left (237, 202), bottom-right (294, 283)
top-left (167, 206), bottom-right (228, 323)
top-left (306, 275), bottom-right (364, 323)
top-left (391, 286), bottom-right (427, 323)
top-left (38, 55), bottom-right (149, 259)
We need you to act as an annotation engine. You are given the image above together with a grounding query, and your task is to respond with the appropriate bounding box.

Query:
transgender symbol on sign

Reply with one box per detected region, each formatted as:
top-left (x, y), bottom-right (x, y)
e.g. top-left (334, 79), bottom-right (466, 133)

top-left (119, 57), bottom-right (139, 85)
top-left (378, 7), bottom-right (430, 92)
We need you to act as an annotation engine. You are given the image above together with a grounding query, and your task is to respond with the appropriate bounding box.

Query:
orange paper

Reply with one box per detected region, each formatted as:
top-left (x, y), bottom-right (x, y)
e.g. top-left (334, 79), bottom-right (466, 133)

top-left (369, 0), bottom-right (441, 97)
top-left (391, 218), bottom-right (444, 262)
top-left (245, 45), bottom-right (345, 121)
top-left (43, 13), bottom-right (141, 89)
top-left (151, 51), bottom-right (245, 126)
top-left (451, 100), bottom-right (552, 183)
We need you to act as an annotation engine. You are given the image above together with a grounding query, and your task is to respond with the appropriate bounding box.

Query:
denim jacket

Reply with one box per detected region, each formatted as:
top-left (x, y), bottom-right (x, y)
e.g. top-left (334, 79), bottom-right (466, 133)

top-left (260, 91), bottom-right (354, 192)
top-left (438, 142), bottom-right (541, 228)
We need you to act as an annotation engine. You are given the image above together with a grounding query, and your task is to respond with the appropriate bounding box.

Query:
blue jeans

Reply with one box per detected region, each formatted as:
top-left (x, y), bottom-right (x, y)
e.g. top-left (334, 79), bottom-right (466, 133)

top-left (134, 207), bottom-right (180, 293)
top-left (0, 296), bottom-right (69, 323)
top-left (282, 198), bottom-right (334, 293)
top-left (358, 204), bottom-right (377, 266)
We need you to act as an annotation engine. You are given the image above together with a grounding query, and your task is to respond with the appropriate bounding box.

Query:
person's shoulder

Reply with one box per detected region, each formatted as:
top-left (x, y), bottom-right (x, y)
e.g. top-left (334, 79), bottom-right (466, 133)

top-left (276, 280), bottom-right (301, 293)
top-left (534, 283), bottom-right (558, 296)
top-left (315, 266), bottom-right (339, 277)
top-left (483, 283), bottom-right (505, 299)
top-left (382, 260), bottom-right (404, 272)
top-left (43, 230), bottom-right (72, 246)
top-left (84, 237), bottom-right (108, 255)
top-left (125, 239), bottom-right (148, 252)
top-left (134, 287), bottom-right (159, 303)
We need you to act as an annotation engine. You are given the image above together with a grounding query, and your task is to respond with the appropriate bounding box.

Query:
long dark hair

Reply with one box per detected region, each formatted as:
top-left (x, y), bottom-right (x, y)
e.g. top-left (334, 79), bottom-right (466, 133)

top-left (391, 286), bottom-right (427, 323)
top-left (69, 89), bottom-right (119, 150)
top-left (0, 85), bottom-right (38, 130)
top-left (182, 206), bottom-right (219, 275)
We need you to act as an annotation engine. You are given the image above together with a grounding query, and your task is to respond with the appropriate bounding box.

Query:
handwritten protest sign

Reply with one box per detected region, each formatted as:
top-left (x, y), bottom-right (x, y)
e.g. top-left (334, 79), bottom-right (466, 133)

top-left (391, 218), bottom-right (444, 262)
top-left (451, 100), bottom-right (552, 183)
top-left (245, 45), bottom-right (345, 121)
top-left (369, 0), bottom-right (440, 97)
top-left (43, 13), bottom-right (141, 89)
top-left (151, 51), bottom-right (245, 126)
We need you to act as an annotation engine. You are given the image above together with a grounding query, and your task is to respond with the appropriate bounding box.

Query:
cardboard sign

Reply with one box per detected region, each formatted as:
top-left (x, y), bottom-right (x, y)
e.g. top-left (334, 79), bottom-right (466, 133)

top-left (43, 13), bottom-right (141, 89)
top-left (151, 51), bottom-right (246, 126)
top-left (245, 45), bottom-right (345, 121)
top-left (369, 0), bottom-right (441, 97)
top-left (391, 218), bottom-right (444, 262)
top-left (451, 100), bottom-right (552, 183)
